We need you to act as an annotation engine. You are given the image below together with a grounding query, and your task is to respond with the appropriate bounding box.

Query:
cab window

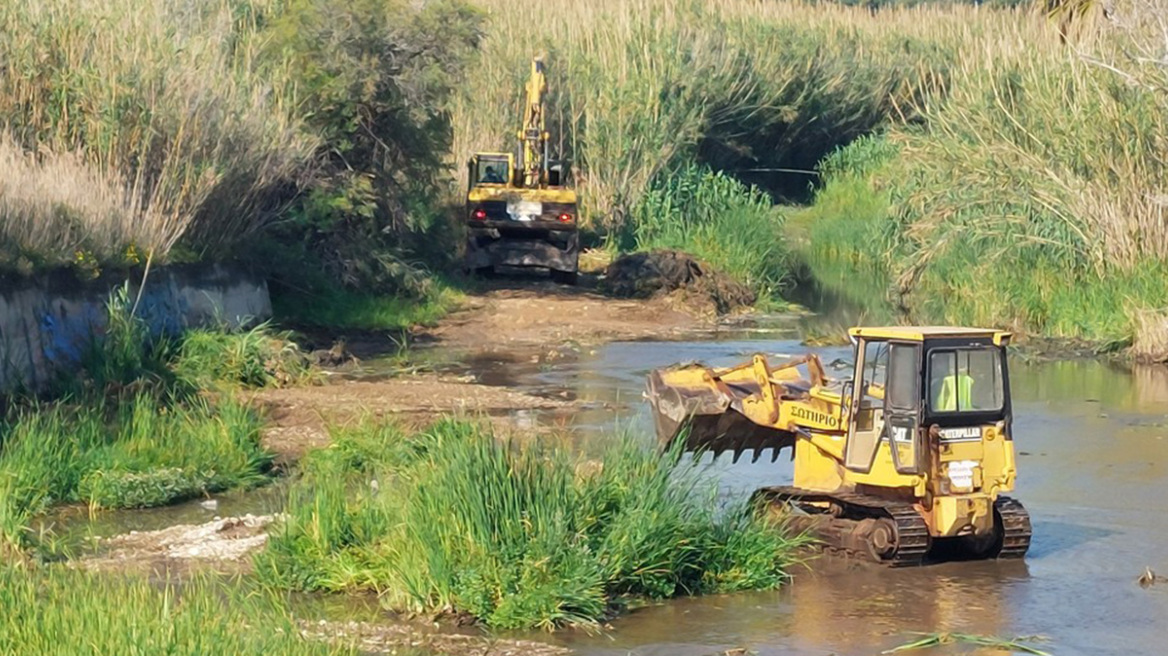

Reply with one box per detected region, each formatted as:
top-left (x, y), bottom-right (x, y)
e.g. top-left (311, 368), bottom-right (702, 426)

top-left (886, 344), bottom-right (920, 411)
top-left (476, 160), bottom-right (509, 185)
top-left (860, 341), bottom-right (888, 407)
top-left (928, 348), bottom-right (1004, 412)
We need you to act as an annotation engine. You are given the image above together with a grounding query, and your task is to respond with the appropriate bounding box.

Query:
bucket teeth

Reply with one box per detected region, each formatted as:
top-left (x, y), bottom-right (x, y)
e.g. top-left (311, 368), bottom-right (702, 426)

top-left (646, 366), bottom-right (797, 462)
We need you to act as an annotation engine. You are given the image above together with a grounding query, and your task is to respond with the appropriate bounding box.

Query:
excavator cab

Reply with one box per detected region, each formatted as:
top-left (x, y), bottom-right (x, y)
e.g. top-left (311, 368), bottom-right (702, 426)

top-left (646, 326), bottom-right (1031, 565)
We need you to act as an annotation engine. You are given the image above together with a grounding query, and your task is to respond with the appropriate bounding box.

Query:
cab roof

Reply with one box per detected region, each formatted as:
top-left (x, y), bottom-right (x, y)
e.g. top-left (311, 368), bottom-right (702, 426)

top-left (848, 326), bottom-right (1012, 344)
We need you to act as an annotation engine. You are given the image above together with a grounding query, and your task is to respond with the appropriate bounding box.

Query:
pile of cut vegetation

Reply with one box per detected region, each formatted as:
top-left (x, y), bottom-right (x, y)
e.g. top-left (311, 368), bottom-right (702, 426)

top-left (257, 419), bottom-right (806, 630)
top-left (602, 250), bottom-right (756, 315)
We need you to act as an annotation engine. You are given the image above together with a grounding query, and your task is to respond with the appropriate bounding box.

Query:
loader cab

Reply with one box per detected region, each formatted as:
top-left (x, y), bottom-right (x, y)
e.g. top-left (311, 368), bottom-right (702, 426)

top-left (842, 327), bottom-right (1012, 476)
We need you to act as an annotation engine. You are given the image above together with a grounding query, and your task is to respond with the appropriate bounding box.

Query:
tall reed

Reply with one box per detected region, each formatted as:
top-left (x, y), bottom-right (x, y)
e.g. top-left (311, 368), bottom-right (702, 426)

top-left (0, 0), bottom-right (313, 269)
top-left (449, 0), bottom-right (1013, 235)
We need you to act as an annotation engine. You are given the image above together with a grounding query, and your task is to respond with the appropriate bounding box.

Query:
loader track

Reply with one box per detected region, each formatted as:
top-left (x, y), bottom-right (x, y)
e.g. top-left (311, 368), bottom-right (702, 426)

top-left (756, 486), bottom-right (931, 567)
top-left (994, 496), bottom-right (1032, 559)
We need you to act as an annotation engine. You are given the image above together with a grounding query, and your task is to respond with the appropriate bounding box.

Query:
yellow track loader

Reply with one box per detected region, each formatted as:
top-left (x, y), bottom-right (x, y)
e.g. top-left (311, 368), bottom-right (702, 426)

top-left (464, 57), bottom-right (579, 284)
top-left (646, 326), bottom-right (1032, 565)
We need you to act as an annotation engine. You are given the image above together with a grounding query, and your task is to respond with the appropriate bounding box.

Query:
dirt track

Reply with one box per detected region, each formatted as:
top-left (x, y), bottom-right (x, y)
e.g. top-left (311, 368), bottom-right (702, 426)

top-left (252, 279), bottom-right (709, 462)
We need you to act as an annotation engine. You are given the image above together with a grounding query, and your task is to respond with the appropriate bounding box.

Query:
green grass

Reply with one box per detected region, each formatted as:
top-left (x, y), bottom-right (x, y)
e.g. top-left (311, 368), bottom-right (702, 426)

top-left (271, 283), bottom-right (460, 331)
top-left (256, 418), bottom-right (807, 630)
top-left (173, 322), bottom-right (313, 390)
top-left (0, 288), bottom-right (294, 551)
top-left (0, 565), bottom-right (351, 655)
top-left (0, 393), bottom-right (270, 545)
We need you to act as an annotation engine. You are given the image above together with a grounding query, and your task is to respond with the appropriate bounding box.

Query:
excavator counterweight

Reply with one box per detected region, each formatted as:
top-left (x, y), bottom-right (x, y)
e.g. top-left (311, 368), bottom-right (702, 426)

top-left (645, 326), bottom-right (1032, 565)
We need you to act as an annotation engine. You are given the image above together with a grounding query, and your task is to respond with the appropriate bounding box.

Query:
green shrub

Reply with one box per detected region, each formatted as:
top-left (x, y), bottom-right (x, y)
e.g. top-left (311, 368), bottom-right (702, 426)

top-left (257, 419), bottom-right (807, 630)
top-left (255, 0), bottom-right (482, 292)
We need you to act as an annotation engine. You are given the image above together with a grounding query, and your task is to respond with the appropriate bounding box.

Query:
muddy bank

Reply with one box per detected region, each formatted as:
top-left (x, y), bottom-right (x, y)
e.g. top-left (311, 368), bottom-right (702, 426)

top-left (602, 250), bottom-right (756, 315)
top-left (252, 279), bottom-right (714, 464)
top-left (423, 279), bottom-right (708, 349)
top-left (301, 619), bottom-right (571, 656)
top-left (251, 373), bottom-right (577, 463)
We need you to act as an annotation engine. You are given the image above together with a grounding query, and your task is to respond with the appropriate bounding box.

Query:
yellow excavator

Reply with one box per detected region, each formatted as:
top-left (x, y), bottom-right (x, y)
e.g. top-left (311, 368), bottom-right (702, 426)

top-left (647, 326), bottom-right (1032, 566)
top-left (464, 56), bottom-right (579, 285)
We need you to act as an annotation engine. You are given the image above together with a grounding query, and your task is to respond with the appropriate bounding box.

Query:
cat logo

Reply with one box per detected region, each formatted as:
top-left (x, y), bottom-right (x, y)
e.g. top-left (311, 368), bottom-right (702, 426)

top-left (791, 406), bottom-right (839, 428)
top-left (940, 426), bottom-right (982, 442)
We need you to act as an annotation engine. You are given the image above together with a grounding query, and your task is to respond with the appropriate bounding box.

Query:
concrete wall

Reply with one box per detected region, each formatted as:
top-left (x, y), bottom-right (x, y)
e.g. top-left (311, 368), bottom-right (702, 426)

top-left (0, 264), bottom-right (271, 391)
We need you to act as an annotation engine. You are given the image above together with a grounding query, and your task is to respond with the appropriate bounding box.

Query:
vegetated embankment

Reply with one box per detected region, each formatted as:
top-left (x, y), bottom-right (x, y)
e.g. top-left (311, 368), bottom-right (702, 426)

top-left (794, 0), bottom-right (1168, 355)
top-left (0, 287), bottom-right (310, 554)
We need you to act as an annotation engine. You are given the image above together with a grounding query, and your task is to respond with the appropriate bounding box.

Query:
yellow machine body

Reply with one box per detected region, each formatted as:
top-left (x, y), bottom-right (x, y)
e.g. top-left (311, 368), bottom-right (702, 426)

top-left (647, 326), bottom-right (1031, 564)
top-left (464, 58), bottom-right (579, 280)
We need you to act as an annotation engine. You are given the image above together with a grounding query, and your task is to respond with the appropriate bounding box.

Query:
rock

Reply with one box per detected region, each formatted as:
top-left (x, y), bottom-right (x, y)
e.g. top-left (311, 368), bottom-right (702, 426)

top-left (310, 339), bottom-right (360, 367)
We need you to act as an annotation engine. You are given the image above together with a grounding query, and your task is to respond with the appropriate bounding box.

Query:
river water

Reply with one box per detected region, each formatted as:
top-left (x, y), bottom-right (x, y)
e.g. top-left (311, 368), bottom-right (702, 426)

top-left (59, 315), bottom-right (1168, 655)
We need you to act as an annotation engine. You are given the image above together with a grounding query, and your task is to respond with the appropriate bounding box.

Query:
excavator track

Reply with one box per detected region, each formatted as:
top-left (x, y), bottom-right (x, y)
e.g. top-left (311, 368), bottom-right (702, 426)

top-left (755, 486), bottom-right (931, 567)
top-left (994, 496), bottom-right (1032, 559)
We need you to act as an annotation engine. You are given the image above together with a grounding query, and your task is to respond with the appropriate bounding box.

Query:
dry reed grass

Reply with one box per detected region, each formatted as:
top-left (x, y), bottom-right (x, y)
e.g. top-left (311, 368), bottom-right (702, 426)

top-left (0, 0), bottom-right (315, 269)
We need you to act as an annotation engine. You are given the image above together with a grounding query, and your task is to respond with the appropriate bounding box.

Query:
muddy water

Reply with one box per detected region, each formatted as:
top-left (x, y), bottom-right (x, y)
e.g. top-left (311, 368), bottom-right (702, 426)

top-left (430, 326), bottom-right (1168, 656)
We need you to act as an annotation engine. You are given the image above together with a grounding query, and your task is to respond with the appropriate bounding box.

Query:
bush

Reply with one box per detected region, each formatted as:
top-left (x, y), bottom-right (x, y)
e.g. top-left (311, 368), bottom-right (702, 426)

top-left (257, 419), bottom-right (807, 630)
top-left (256, 0), bottom-right (482, 291)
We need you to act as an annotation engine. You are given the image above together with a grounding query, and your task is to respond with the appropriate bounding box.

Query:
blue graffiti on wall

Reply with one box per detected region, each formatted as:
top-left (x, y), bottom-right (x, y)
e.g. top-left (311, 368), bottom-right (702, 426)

top-left (37, 278), bottom-right (192, 371)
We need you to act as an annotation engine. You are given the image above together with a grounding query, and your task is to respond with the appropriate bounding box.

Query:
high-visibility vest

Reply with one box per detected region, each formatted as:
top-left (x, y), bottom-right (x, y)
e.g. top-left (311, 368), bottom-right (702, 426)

top-left (937, 374), bottom-right (974, 411)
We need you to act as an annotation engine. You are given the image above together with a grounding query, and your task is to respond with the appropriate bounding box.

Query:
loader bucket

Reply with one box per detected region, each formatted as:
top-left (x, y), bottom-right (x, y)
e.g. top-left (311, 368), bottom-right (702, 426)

top-left (646, 365), bottom-right (796, 462)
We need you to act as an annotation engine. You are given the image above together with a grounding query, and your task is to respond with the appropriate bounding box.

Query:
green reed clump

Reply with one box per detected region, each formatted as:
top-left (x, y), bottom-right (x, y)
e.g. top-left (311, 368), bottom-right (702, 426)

top-left (173, 322), bottom-right (313, 389)
top-left (0, 565), bottom-right (350, 655)
top-left (0, 287), bottom-right (287, 550)
top-left (257, 419), bottom-right (807, 630)
top-left (631, 164), bottom-right (790, 299)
